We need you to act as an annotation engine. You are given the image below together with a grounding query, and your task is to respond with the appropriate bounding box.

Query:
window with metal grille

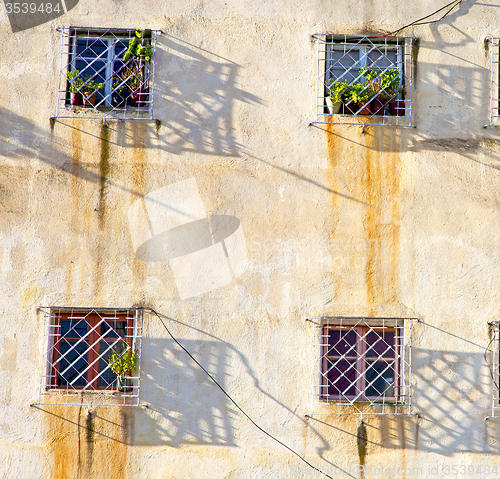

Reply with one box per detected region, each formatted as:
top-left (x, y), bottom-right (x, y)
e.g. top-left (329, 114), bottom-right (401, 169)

top-left (314, 35), bottom-right (415, 127)
top-left (38, 308), bottom-right (143, 406)
top-left (486, 38), bottom-right (500, 128)
top-left (321, 324), bottom-right (401, 401)
top-left (309, 317), bottom-right (412, 416)
top-left (488, 321), bottom-right (500, 418)
top-left (55, 27), bottom-right (159, 120)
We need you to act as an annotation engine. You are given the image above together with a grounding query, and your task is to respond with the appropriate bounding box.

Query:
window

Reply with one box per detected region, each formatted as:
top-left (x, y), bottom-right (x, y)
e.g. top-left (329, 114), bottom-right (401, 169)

top-left (55, 27), bottom-right (159, 120)
top-left (488, 320), bottom-right (500, 418)
top-left (486, 37), bottom-right (500, 127)
top-left (314, 35), bottom-right (415, 127)
top-left (310, 318), bottom-right (412, 416)
top-left (38, 308), bottom-right (143, 406)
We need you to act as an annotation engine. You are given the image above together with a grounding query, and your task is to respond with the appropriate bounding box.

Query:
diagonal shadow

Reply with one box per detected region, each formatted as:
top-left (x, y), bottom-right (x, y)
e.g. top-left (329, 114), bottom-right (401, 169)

top-left (153, 34), bottom-right (263, 157)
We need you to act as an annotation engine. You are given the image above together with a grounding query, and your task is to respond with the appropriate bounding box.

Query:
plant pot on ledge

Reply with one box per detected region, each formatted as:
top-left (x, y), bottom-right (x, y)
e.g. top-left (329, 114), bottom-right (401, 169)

top-left (83, 91), bottom-right (98, 107)
top-left (129, 88), bottom-right (148, 107)
top-left (70, 92), bottom-right (83, 106)
top-left (389, 100), bottom-right (405, 116)
top-left (372, 98), bottom-right (387, 116)
top-left (357, 101), bottom-right (371, 115)
top-left (325, 97), bottom-right (342, 115)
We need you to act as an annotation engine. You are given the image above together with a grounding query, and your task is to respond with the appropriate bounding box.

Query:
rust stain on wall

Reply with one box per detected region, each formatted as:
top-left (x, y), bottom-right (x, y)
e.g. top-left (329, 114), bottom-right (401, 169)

top-left (99, 122), bottom-right (111, 228)
top-left (325, 123), bottom-right (401, 309)
top-left (326, 122), bottom-right (344, 300)
top-left (47, 405), bottom-right (131, 479)
top-left (68, 120), bottom-right (85, 295)
top-left (364, 128), bottom-right (401, 309)
top-left (130, 125), bottom-right (148, 291)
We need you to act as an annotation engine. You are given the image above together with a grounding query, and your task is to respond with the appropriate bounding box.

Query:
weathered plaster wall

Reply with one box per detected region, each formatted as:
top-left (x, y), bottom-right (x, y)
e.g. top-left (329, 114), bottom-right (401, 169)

top-left (2, 0), bottom-right (500, 478)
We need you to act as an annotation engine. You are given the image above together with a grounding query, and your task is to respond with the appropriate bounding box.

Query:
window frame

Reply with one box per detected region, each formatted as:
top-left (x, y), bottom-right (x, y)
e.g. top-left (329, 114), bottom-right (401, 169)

top-left (49, 310), bottom-right (135, 390)
top-left (38, 307), bottom-right (143, 406)
top-left (321, 324), bottom-right (401, 403)
top-left (314, 34), bottom-right (415, 127)
top-left (55, 27), bottom-right (159, 121)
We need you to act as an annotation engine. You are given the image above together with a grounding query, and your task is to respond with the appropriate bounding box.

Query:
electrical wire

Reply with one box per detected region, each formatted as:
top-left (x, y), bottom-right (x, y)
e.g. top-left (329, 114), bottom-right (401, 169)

top-left (388, 0), bottom-right (464, 36)
top-left (148, 308), bottom-right (336, 479)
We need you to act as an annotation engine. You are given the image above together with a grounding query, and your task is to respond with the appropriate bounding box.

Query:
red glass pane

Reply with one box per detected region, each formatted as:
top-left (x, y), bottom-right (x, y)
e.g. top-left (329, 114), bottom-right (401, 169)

top-left (365, 330), bottom-right (395, 358)
top-left (326, 359), bottom-right (357, 397)
top-left (328, 329), bottom-right (358, 357)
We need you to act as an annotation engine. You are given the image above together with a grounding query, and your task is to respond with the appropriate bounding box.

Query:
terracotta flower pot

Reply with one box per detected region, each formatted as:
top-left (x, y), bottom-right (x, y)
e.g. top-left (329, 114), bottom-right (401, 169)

top-left (83, 91), bottom-right (97, 107)
top-left (372, 98), bottom-right (387, 116)
top-left (129, 88), bottom-right (148, 107)
top-left (357, 101), bottom-right (371, 115)
top-left (389, 100), bottom-right (405, 116)
top-left (344, 101), bottom-right (357, 115)
top-left (70, 92), bottom-right (82, 106)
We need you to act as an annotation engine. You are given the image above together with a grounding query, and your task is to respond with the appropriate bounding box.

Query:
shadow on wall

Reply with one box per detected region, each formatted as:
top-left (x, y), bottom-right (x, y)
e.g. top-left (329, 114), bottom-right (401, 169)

top-left (411, 346), bottom-right (500, 455)
top-left (308, 321), bottom-right (500, 458)
top-left (0, 107), bottom-right (129, 189)
top-left (134, 338), bottom-right (237, 447)
top-left (154, 34), bottom-right (264, 157)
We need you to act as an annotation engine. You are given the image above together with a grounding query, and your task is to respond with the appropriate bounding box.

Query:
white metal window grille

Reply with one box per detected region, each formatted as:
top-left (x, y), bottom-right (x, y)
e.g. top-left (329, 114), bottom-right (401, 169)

top-left (314, 35), bottom-right (415, 127)
top-left (487, 321), bottom-right (500, 418)
top-left (54, 27), bottom-right (159, 120)
top-left (486, 38), bottom-right (500, 128)
top-left (309, 317), bottom-right (412, 416)
top-left (37, 307), bottom-right (143, 407)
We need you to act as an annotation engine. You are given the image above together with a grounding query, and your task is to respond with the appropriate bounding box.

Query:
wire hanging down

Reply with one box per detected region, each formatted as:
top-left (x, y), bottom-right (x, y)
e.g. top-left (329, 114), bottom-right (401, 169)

top-left (148, 308), bottom-right (338, 479)
top-left (388, 0), bottom-right (464, 36)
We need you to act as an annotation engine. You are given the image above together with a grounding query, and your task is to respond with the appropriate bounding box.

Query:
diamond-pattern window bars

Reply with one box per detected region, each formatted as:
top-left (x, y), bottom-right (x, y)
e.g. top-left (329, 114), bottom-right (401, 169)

top-left (37, 307), bottom-right (143, 407)
top-left (314, 35), bottom-right (415, 127)
top-left (54, 27), bottom-right (159, 120)
top-left (487, 321), bottom-right (500, 418)
top-left (309, 317), bottom-right (412, 416)
top-left (485, 38), bottom-right (500, 128)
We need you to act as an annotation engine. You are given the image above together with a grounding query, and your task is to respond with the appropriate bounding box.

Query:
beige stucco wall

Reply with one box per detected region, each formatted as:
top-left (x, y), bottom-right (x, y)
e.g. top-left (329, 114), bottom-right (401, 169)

top-left (2, 1), bottom-right (500, 478)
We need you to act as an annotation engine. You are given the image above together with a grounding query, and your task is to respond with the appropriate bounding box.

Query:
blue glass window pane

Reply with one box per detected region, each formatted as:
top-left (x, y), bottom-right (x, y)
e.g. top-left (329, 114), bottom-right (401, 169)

top-left (328, 329), bottom-right (358, 357)
top-left (327, 359), bottom-right (357, 397)
top-left (60, 320), bottom-right (88, 337)
top-left (76, 39), bottom-right (108, 58)
top-left (365, 361), bottom-right (395, 398)
top-left (100, 321), bottom-right (127, 338)
top-left (97, 341), bottom-right (118, 388)
top-left (58, 341), bottom-right (88, 387)
top-left (365, 331), bottom-right (395, 358)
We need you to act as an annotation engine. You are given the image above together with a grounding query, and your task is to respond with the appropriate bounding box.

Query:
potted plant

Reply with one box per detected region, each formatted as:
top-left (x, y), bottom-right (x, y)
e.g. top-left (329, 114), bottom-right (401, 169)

top-left (382, 69), bottom-right (405, 116)
top-left (107, 342), bottom-right (138, 392)
top-left (112, 76), bottom-right (130, 108)
top-left (66, 69), bottom-right (85, 106)
top-left (343, 68), bottom-right (377, 115)
top-left (81, 75), bottom-right (104, 107)
top-left (389, 85), bottom-right (406, 116)
top-left (346, 82), bottom-right (373, 115)
top-left (122, 28), bottom-right (153, 107)
top-left (119, 64), bottom-right (144, 107)
top-left (326, 79), bottom-right (349, 114)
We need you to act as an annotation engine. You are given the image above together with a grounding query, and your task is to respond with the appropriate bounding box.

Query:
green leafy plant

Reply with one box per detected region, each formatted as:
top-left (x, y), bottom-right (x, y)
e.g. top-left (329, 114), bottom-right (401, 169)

top-left (326, 79), bottom-right (349, 103)
top-left (344, 68), bottom-right (377, 104)
top-left (123, 28), bottom-right (153, 62)
top-left (379, 68), bottom-right (405, 98)
top-left (66, 69), bottom-right (85, 93)
top-left (119, 64), bottom-right (142, 91)
top-left (108, 342), bottom-right (138, 377)
top-left (348, 81), bottom-right (373, 104)
top-left (82, 75), bottom-right (104, 93)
